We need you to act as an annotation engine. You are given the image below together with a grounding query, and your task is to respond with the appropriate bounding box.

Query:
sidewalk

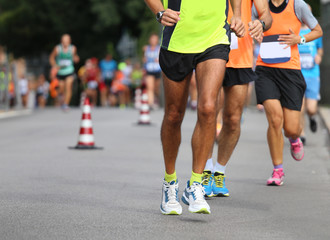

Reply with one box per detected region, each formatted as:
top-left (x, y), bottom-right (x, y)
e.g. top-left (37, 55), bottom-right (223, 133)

top-left (320, 106), bottom-right (330, 135)
top-left (0, 109), bottom-right (32, 120)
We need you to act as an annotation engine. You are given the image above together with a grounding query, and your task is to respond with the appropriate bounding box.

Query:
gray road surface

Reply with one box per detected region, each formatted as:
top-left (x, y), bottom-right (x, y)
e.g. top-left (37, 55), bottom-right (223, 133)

top-left (0, 108), bottom-right (330, 240)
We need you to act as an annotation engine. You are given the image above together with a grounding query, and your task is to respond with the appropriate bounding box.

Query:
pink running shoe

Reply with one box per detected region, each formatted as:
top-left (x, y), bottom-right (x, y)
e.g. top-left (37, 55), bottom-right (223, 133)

top-left (290, 138), bottom-right (304, 161)
top-left (267, 168), bottom-right (284, 186)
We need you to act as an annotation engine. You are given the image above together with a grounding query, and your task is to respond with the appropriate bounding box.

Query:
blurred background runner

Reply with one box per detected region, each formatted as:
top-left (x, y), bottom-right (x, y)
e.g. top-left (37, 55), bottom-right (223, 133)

top-left (49, 34), bottom-right (79, 112)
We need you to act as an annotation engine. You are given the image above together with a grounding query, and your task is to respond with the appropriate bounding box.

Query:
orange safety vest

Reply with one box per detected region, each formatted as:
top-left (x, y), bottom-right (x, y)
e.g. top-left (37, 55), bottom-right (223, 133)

top-left (256, 0), bottom-right (301, 69)
top-left (227, 0), bottom-right (254, 68)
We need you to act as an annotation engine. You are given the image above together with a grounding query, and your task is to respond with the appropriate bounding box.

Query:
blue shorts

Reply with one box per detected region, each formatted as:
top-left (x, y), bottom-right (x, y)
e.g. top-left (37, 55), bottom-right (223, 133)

top-left (304, 76), bottom-right (320, 100)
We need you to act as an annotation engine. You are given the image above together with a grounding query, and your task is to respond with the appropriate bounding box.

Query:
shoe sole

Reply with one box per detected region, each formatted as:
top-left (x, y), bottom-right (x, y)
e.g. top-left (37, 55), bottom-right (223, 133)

top-left (292, 152), bottom-right (304, 161)
top-left (181, 195), bottom-right (211, 214)
top-left (160, 206), bottom-right (182, 215)
top-left (267, 181), bottom-right (283, 186)
top-left (213, 193), bottom-right (229, 197)
top-left (190, 208), bottom-right (210, 214)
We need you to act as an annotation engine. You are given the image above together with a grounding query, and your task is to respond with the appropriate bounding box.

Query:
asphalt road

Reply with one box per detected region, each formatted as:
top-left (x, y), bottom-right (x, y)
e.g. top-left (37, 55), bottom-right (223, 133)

top-left (0, 107), bottom-right (329, 240)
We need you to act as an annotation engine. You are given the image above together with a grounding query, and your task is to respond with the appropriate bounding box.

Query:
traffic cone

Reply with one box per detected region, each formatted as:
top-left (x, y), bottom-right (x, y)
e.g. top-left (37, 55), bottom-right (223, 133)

top-left (138, 85), bottom-right (151, 125)
top-left (69, 98), bottom-right (103, 150)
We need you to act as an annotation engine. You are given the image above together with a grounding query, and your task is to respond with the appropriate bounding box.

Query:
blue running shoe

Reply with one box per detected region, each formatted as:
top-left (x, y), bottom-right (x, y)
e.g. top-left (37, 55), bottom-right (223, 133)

top-left (181, 181), bottom-right (211, 214)
top-left (212, 172), bottom-right (229, 197)
top-left (202, 170), bottom-right (213, 197)
top-left (160, 179), bottom-right (182, 215)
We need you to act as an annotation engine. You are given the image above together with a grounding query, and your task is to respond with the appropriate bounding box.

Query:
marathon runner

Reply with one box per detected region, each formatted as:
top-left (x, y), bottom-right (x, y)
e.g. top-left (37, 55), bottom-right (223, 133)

top-left (49, 34), bottom-right (79, 111)
top-left (143, 34), bottom-right (162, 109)
top-left (145, 0), bottom-right (245, 215)
top-left (298, 5), bottom-right (323, 145)
top-left (253, 0), bottom-right (323, 186)
top-left (202, 0), bottom-right (272, 198)
top-left (99, 54), bottom-right (117, 106)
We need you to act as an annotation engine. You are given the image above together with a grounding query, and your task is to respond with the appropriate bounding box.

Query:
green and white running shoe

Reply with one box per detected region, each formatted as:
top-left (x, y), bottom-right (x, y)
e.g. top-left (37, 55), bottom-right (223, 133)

top-left (181, 181), bottom-right (211, 214)
top-left (160, 179), bottom-right (182, 215)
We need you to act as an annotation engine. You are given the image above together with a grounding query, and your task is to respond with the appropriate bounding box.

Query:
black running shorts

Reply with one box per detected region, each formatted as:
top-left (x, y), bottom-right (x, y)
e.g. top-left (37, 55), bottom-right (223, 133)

top-left (57, 73), bottom-right (74, 81)
top-left (255, 66), bottom-right (306, 111)
top-left (159, 44), bottom-right (230, 82)
top-left (223, 68), bottom-right (257, 87)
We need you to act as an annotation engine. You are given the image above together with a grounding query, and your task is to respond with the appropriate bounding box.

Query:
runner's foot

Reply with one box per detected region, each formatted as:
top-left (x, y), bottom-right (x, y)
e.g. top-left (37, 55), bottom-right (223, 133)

top-left (290, 138), bottom-right (304, 161)
top-left (212, 172), bottom-right (229, 197)
top-left (182, 181), bottom-right (211, 214)
top-left (267, 168), bottom-right (284, 186)
top-left (309, 116), bottom-right (317, 133)
top-left (202, 171), bottom-right (213, 197)
top-left (160, 180), bottom-right (182, 215)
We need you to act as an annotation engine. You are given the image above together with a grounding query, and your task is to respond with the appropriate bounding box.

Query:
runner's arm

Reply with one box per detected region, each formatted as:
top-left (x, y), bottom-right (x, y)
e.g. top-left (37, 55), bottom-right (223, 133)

top-left (72, 46), bottom-right (80, 64)
top-left (315, 39), bottom-right (324, 65)
top-left (249, 0), bottom-right (272, 40)
top-left (144, 0), bottom-right (180, 26)
top-left (229, 0), bottom-right (245, 38)
top-left (278, 0), bottom-right (322, 47)
top-left (49, 47), bottom-right (58, 68)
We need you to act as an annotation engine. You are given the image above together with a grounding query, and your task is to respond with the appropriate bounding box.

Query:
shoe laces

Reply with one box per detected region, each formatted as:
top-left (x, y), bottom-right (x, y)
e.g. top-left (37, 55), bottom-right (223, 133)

top-left (164, 181), bottom-right (177, 202)
top-left (271, 169), bottom-right (283, 179)
top-left (214, 174), bottom-right (225, 188)
top-left (191, 182), bottom-right (206, 201)
top-left (202, 172), bottom-right (211, 185)
top-left (291, 140), bottom-right (302, 152)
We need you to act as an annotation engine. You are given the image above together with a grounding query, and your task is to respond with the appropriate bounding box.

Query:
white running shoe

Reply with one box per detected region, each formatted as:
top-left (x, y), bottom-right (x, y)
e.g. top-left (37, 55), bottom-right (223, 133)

top-left (160, 180), bottom-right (182, 215)
top-left (181, 181), bottom-right (211, 214)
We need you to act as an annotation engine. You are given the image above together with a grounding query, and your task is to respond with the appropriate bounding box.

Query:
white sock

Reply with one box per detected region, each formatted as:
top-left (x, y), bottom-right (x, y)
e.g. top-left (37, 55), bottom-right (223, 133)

top-left (214, 162), bottom-right (226, 174)
top-left (204, 158), bottom-right (214, 172)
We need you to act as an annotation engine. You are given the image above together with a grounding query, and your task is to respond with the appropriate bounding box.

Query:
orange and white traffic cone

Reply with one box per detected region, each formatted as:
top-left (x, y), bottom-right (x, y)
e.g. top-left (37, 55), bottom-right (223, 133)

top-left (138, 86), bottom-right (151, 125)
top-left (69, 98), bottom-right (103, 150)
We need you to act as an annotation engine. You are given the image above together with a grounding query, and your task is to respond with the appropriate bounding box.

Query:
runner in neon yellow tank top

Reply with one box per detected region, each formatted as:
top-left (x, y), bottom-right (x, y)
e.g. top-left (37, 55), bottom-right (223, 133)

top-left (145, 0), bottom-right (245, 215)
top-left (161, 0), bottom-right (230, 53)
top-left (49, 34), bottom-right (79, 111)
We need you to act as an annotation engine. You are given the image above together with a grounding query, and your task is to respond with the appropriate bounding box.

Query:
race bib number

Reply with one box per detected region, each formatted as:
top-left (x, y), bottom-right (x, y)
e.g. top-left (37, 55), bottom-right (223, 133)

top-left (59, 59), bottom-right (72, 67)
top-left (230, 32), bottom-right (238, 50)
top-left (260, 35), bottom-right (291, 64)
top-left (146, 62), bottom-right (161, 72)
top-left (105, 71), bottom-right (114, 79)
top-left (300, 53), bottom-right (314, 69)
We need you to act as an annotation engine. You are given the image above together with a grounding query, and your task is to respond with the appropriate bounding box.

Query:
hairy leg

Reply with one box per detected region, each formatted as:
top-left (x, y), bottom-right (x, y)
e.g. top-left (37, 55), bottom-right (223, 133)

top-left (217, 84), bottom-right (248, 166)
top-left (192, 59), bottom-right (226, 174)
top-left (161, 73), bottom-right (192, 174)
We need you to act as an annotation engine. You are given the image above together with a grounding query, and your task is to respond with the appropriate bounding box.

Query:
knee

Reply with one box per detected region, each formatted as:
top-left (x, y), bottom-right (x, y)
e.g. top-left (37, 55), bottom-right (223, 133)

top-left (197, 101), bottom-right (216, 121)
top-left (284, 124), bottom-right (301, 138)
top-left (268, 114), bottom-right (283, 130)
top-left (164, 105), bottom-right (185, 125)
top-left (223, 112), bottom-right (241, 132)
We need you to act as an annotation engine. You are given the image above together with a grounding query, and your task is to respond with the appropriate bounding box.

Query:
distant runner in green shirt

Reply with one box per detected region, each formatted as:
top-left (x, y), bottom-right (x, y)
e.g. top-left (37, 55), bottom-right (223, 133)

top-left (145, 0), bottom-right (245, 215)
top-left (49, 34), bottom-right (79, 111)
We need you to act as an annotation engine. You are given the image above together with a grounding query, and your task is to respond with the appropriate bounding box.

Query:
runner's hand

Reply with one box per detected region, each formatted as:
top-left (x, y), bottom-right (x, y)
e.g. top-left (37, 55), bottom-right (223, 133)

top-left (248, 20), bottom-right (263, 40)
top-left (160, 9), bottom-right (180, 26)
top-left (315, 54), bottom-right (322, 65)
top-left (230, 16), bottom-right (245, 38)
top-left (278, 29), bottom-right (300, 49)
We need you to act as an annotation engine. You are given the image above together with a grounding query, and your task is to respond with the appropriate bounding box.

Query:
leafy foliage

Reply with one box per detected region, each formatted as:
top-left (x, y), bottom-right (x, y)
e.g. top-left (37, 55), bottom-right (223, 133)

top-left (0, 0), bottom-right (159, 60)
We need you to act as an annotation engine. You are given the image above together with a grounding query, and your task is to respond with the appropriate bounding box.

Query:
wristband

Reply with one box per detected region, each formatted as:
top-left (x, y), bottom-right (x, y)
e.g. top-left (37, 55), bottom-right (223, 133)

top-left (299, 36), bottom-right (306, 45)
top-left (259, 20), bottom-right (266, 32)
top-left (156, 11), bottom-right (165, 23)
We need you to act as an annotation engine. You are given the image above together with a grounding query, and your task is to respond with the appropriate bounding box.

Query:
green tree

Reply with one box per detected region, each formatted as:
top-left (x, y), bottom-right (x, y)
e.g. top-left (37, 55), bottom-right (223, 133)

top-left (0, 0), bottom-right (159, 60)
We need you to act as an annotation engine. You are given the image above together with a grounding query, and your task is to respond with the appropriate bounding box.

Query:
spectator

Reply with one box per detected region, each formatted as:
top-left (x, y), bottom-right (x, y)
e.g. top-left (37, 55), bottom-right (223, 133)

top-left (36, 74), bottom-right (49, 108)
top-left (18, 75), bottom-right (29, 108)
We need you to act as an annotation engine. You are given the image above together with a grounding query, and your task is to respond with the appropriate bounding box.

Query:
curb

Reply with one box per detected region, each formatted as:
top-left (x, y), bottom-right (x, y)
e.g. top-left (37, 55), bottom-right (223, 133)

top-left (0, 109), bottom-right (33, 120)
top-left (319, 107), bottom-right (330, 136)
